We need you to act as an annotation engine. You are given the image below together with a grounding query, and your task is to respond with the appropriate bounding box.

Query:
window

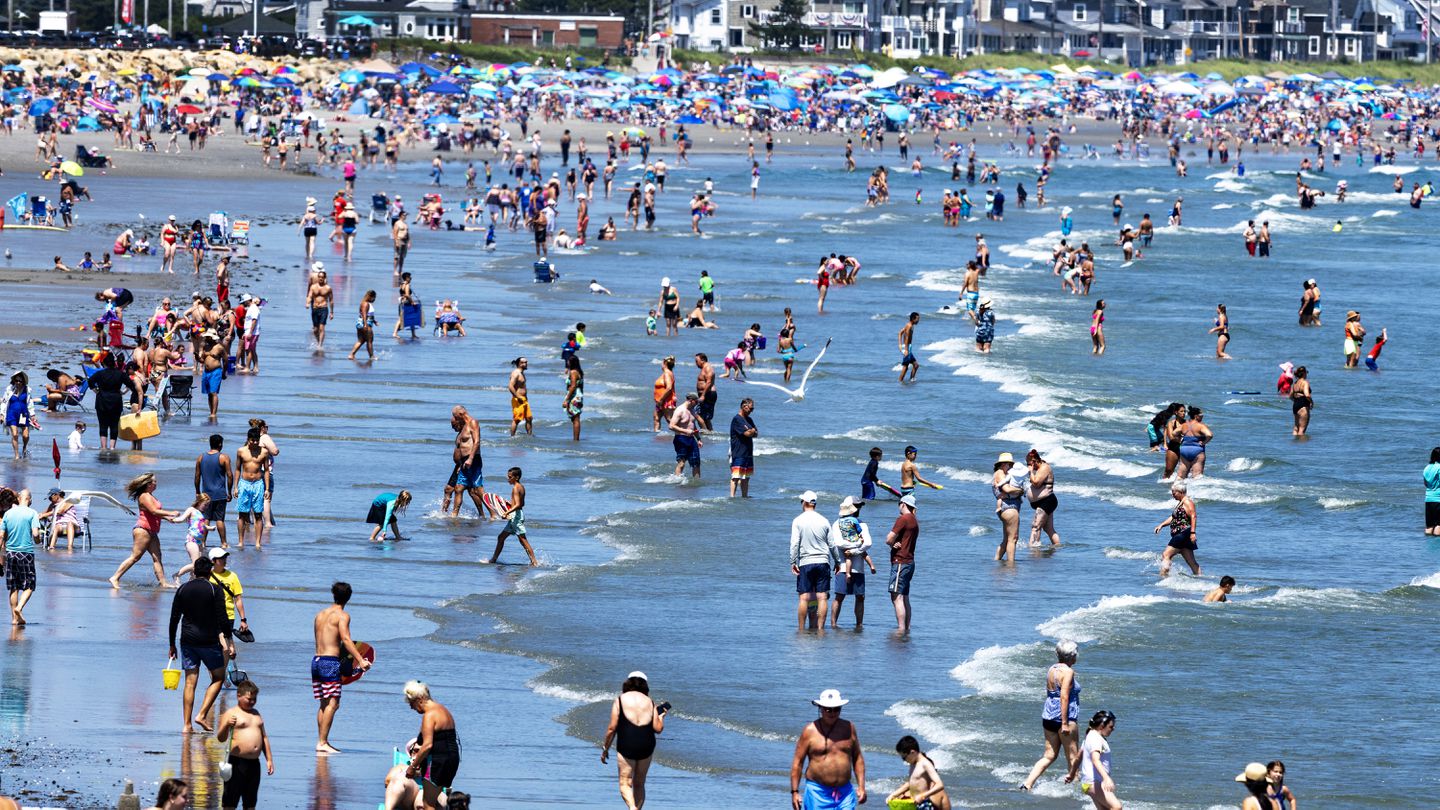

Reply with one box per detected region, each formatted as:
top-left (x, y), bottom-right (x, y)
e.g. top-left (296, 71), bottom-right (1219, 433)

top-left (1344, 37), bottom-right (1356, 54)
top-left (1286, 7), bottom-right (1299, 22)
top-left (836, 31), bottom-right (852, 47)
top-left (741, 3), bottom-right (754, 17)
top-left (842, 1), bottom-right (862, 11)
top-left (711, 8), bottom-right (722, 24)
top-left (579, 25), bottom-right (598, 46)
top-left (1072, 3), bottom-right (1087, 21)
top-left (1308, 35), bottom-right (1319, 54)
top-left (729, 27), bottom-right (744, 45)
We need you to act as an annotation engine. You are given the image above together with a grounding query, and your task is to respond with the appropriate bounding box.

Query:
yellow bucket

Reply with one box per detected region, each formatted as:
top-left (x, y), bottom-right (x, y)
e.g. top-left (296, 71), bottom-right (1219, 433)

top-left (888, 801), bottom-right (917, 810)
top-left (162, 658), bottom-right (182, 690)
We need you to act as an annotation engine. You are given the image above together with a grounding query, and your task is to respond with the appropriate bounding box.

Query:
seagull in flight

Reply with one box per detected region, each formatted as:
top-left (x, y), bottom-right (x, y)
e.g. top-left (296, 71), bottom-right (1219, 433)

top-left (738, 338), bottom-right (831, 402)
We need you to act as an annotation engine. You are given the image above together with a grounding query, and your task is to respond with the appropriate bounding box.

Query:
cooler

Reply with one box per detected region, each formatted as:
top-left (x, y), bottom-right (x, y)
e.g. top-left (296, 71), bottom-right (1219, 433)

top-left (118, 410), bottom-right (160, 441)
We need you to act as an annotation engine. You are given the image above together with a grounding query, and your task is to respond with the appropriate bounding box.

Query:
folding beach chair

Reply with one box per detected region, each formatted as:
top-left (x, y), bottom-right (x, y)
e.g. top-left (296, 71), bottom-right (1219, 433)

top-left (165, 375), bottom-right (194, 417)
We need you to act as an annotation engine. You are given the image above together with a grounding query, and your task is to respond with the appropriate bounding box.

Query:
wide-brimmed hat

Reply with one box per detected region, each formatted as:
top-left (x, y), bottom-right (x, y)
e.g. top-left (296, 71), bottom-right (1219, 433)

top-left (1346, 310), bottom-right (1359, 320)
top-left (1279, 362), bottom-right (1294, 373)
top-left (979, 297), bottom-right (993, 309)
top-left (1235, 763), bottom-right (1269, 783)
top-left (838, 496), bottom-right (863, 516)
top-left (994, 452), bottom-right (1015, 469)
top-left (811, 689), bottom-right (848, 708)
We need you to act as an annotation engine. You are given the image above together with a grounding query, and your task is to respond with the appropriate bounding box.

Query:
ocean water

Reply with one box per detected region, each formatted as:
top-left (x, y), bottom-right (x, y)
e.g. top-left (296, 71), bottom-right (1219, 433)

top-left (3, 142), bottom-right (1439, 807)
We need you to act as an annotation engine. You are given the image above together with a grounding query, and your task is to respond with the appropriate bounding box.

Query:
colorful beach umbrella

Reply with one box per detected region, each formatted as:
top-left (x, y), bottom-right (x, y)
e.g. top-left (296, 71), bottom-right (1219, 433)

top-left (175, 103), bottom-right (204, 115)
top-left (59, 161), bottom-right (83, 176)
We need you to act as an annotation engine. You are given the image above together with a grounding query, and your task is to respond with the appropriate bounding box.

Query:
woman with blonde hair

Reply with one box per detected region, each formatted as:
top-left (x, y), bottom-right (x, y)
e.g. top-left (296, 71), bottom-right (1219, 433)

top-left (109, 473), bottom-right (180, 588)
top-left (403, 680), bottom-right (460, 810)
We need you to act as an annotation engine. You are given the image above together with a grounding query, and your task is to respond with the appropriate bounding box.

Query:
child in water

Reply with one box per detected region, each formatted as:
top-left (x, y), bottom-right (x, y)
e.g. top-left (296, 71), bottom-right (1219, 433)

top-left (645, 309), bottom-right (658, 336)
top-left (886, 735), bottom-right (951, 810)
top-left (722, 342), bottom-right (747, 379)
top-left (1203, 575), bottom-right (1235, 603)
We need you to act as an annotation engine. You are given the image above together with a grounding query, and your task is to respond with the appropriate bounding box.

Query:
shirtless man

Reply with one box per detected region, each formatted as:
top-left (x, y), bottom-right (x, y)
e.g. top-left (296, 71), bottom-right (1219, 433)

top-left (899, 445), bottom-right (939, 497)
top-left (960, 263), bottom-right (981, 323)
top-left (790, 689), bottom-right (866, 810)
top-left (450, 405), bottom-right (494, 519)
top-left (508, 358), bottom-right (532, 436)
top-left (392, 218), bottom-right (411, 276)
top-left (216, 680), bottom-right (275, 810)
top-left (898, 313), bottom-right (920, 384)
top-left (307, 266), bottom-right (334, 348)
top-left (233, 428), bottom-right (272, 549)
top-left (200, 337), bottom-right (226, 420)
top-left (694, 353), bottom-right (717, 432)
top-left (312, 581), bottom-right (370, 754)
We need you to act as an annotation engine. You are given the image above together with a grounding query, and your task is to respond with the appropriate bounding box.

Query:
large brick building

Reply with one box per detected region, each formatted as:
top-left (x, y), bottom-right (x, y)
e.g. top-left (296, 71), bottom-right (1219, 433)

top-left (469, 13), bottom-right (625, 48)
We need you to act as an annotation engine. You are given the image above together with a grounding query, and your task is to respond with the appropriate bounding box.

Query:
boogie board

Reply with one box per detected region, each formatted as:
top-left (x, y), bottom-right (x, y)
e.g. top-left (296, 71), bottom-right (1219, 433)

top-left (2, 224), bottom-right (69, 232)
top-left (876, 481), bottom-right (903, 498)
top-left (482, 492), bottom-right (511, 516)
top-left (339, 641), bottom-right (375, 685)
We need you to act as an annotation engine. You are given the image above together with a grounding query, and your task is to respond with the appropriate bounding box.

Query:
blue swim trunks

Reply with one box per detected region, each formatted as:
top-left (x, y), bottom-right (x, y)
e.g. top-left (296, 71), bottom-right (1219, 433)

top-left (181, 643), bottom-right (226, 673)
top-left (802, 780), bottom-right (857, 810)
top-left (860, 480), bottom-right (877, 501)
top-left (456, 462), bottom-right (483, 489)
top-left (201, 367), bottom-right (223, 394)
top-left (235, 477), bottom-right (265, 514)
top-left (964, 289), bottom-right (980, 313)
top-left (673, 434), bottom-right (700, 465)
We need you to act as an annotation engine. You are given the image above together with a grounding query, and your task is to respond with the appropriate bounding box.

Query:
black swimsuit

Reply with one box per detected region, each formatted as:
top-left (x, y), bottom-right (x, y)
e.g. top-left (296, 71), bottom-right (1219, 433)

top-left (422, 726), bottom-right (461, 789)
top-left (615, 705), bottom-right (657, 760)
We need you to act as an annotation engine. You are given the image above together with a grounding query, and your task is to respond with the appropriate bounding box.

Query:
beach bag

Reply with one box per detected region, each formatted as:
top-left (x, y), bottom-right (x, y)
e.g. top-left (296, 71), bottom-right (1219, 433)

top-left (119, 410), bottom-right (160, 441)
top-left (162, 657), bottom-right (181, 690)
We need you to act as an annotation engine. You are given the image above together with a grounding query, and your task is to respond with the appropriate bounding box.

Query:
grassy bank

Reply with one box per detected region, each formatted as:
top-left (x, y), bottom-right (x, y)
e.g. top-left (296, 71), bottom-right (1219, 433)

top-left (378, 38), bottom-right (630, 68)
top-left (674, 47), bottom-right (1438, 81)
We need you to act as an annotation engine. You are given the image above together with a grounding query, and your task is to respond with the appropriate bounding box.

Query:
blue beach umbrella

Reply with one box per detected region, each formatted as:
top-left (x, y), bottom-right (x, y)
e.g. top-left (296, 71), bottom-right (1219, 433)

top-left (207, 73), bottom-right (229, 82)
top-left (883, 103), bottom-right (910, 122)
top-left (424, 80), bottom-right (465, 95)
top-left (28, 98), bottom-right (55, 116)
top-left (339, 70), bottom-right (365, 84)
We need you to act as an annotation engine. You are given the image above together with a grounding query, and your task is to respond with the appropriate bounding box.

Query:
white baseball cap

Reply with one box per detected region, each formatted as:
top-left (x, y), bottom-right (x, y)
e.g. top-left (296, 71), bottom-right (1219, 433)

top-left (799, 490), bottom-right (818, 504)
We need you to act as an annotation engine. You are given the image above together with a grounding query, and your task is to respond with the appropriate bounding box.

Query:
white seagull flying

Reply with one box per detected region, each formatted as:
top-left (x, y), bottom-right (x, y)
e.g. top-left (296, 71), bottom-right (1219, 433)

top-left (739, 338), bottom-right (831, 402)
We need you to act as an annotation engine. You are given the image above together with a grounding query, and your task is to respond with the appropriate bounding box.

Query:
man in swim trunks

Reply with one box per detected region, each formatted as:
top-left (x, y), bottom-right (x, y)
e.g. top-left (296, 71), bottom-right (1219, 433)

top-left (961, 263), bottom-right (981, 322)
top-left (508, 358), bottom-right (533, 436)
top-left (790, 689), bottom-right (867, 810)
top-left (313, 581), bottom-right (369, 754)
top-left (694, 353), bottom-right (717, 431)
top-left (898, 313), bottom-right (920, 384)
top-left (669, 393), bottom-right (702, 478)
top-left (899, 446), bottom-right (938, 496)
top-left (200, 337), bottom-right (226, 420)
top-left (451, 405), bottom-right (494, 519)
top-left (233, 428), bottom-right (271, 549)
top-left (306, 266), bottom-right (333, 348)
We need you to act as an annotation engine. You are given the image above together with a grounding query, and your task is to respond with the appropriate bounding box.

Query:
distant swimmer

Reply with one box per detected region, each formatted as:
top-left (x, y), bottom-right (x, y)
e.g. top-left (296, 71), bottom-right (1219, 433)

top-left (1090, 300), bottom-right (1106, 355)
top-left (898, 313), bottom-right (920, 383)
top-left (1364, 327), bottom-right (1387, 370)
top-left (1209, 304), bottom-right (1231, 359)
top-left (1203, 575), bottom-right (1235, 603)
top-left (1343, 310), bottom-right (1366, 368)
top-left (1289, 366), bottom-right (1312, 436)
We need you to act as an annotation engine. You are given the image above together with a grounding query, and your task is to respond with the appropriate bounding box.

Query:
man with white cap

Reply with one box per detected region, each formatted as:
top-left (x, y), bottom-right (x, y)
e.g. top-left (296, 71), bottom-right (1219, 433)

top-left (790, 491), bottom-right (833, 631)
top-left (306, 264), bottom-right (333, 348)
top-left (789, 688), bottom-right (866, 810)
top-left (885, 495), bottom-right (920, 634)
top-left (828, 496), bottom-right (874, 629)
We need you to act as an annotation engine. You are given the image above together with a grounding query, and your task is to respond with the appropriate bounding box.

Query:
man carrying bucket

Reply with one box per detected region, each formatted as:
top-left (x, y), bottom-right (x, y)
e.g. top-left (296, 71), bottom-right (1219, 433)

top-left (168, 556), bottom-right (234, 733)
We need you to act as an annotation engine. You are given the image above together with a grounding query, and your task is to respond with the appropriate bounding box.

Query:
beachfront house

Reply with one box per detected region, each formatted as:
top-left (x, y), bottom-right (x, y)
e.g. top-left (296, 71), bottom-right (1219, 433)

top-left (295, 0), bottom-right (472, 41)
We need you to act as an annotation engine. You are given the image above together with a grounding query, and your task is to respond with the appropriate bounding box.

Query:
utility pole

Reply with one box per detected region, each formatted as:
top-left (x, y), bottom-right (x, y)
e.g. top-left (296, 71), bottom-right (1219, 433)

top-left (1097, 0), bottom-right (1104, 58)
top-left (167, 0), bottom-right (172, 34)
top-left (252, 0), bottom-right (257, 35)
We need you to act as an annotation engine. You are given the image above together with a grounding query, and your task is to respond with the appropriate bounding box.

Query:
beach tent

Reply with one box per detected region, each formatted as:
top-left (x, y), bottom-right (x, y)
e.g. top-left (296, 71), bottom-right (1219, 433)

top-left (338, 14), bottom-right (377, 25)
top-left (75, 116), bottom-right (101, 131)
